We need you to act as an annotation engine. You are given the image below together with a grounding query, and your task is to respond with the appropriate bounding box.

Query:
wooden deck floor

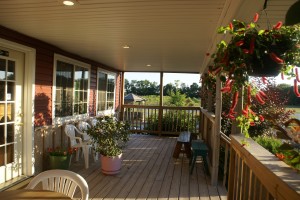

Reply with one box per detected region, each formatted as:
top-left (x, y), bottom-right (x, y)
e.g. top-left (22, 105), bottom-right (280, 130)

top-left (70, 134), bottom-right (227, 200)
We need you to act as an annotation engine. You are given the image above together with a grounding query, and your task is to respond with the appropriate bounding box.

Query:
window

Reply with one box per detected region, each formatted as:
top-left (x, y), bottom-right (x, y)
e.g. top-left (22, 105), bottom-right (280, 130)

top-left (54, 55), bottom-right (90, 118)
top-left (97, 70), bottom-right (116, 114)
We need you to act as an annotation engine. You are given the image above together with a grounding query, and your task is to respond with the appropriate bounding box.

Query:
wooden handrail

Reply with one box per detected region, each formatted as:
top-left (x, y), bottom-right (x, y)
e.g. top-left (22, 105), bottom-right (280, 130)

top-left (122, 104), bottom-right (201, 110)
top-left (121, 105), bottom-right (201, 135)
top-left (200, 107), bottom-right (215, 123)
top-left (220, 132), bottom-right (231, 144)
top-left (228, 134), bottom-right (300, 200)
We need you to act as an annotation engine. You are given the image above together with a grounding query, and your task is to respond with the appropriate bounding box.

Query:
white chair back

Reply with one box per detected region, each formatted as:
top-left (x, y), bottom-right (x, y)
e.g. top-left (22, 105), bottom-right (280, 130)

top-left (91, 118), bottom-right (98, 127)
top-left (77, 121), bottom-right (91, 141)
top-left (65, 124), bottom-right (81, 147)
top-left (25, 169), bottom-right (89, 200)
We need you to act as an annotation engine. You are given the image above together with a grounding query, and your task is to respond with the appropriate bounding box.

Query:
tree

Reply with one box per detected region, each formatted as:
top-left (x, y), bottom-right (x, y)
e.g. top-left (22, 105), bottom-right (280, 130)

top-left (163, 83), bottom-right (176, 96)
top-left (169, 90), bottom-right (186, 106)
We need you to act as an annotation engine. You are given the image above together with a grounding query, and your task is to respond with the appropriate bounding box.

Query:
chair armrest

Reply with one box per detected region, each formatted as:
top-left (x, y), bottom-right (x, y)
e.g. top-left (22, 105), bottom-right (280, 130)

top-left (75, 137), bottom-right (83, 145)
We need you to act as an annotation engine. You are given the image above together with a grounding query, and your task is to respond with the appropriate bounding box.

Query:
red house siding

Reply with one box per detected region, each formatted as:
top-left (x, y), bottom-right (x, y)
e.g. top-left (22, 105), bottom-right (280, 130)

top-left (0, 25), bottom-right (120, 127)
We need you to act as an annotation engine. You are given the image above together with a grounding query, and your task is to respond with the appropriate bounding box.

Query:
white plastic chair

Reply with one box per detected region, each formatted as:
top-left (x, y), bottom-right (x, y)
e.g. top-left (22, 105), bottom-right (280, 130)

top-left (77, 121), bottom-right (98, 161)
top-left (90, 118), bottom-right (99, 127)
top-left (77, 121), bottom-right (92, 142)
top-left (64, 124), bottom-right (92, 169)
top-left (25, 169), bottom-right (89, 200)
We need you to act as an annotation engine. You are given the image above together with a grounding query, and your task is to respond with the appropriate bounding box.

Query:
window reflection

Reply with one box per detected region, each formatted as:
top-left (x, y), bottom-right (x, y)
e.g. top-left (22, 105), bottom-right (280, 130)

top-left (0, 59), bottom-right (6, 80)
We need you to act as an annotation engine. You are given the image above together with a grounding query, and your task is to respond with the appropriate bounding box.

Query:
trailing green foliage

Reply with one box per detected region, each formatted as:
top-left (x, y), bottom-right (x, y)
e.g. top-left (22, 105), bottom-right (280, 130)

top-left (255, 136), bottom-right (300, 172)
top-left (254, 136), bottom-right (282, 154)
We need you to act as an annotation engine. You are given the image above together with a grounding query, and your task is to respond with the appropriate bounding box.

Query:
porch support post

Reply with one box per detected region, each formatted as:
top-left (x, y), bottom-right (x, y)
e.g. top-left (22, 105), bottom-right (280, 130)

top-left (231, 87), bottom-right (243, 135)
top-left (211, 75), bottom-right (222, 186)
top-left (207, 92), bottom-right (213, 112)
top-left (119, 72), bottom-right (125, 121)
top-left (158, 72), bottom-right (163, 136)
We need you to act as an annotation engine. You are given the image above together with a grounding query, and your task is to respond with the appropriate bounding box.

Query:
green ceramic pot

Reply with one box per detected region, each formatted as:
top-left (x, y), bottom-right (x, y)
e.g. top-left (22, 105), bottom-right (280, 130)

top-left (49, 155), bottom-right (71, 170)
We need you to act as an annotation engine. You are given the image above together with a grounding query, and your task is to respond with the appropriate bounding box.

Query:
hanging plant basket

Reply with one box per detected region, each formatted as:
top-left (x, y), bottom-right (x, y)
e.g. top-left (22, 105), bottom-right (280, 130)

top-left (247, 53), bottom-right (283, 77)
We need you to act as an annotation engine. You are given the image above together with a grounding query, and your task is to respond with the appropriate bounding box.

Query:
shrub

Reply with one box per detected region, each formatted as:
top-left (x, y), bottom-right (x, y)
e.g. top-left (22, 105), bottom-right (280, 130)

top-left (254, 136), bottom-right (282, 154)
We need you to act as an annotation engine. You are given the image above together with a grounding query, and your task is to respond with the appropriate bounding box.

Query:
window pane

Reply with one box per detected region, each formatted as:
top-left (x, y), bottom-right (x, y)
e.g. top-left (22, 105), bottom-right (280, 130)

top-left (84, 92), bottom-right (88, 102)
top-left (7, 144), bottom-right (14, 164)
top-left (97, 72), bottom-right (107, 111)
top-left (74, 66), bottom-right (88, 91)
top-left (74, 91), bottom-right (79, 103)
top-left (7, 123), bottom-right (14, 143)
top-left (7, 103), bottom-right (14, 122)
top-left (7, 82), bottom-right (14, 101)
top-left (55, 61), bottom-right (73, 117)
top-left (0, 146), bottom-right (4, 166)
top-left (97, 72), bottom-right (115, 112)
top-left (0, 59), bottom-right (6, 80)
top-left (7, 60), bottom-right (15, 80)
top-left (55, 59), bottom-right (89, 117)
top-left (0, 81), bottom-right (5, 101)
top-left (0, 124), bottom-right (4, 145)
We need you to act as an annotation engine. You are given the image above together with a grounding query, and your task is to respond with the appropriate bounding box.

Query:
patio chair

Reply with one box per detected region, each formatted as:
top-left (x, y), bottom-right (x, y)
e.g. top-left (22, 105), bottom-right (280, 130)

top-left (25, 169), bottom-right (89, 200)
top-left (77, 121), bottom-right (98, 161)
top-left (77, 121), bottom-right (92, 142)
top-left (90, 118), bottom-right (99, 127)
top-left (64, 124), bottom-right (92, 169)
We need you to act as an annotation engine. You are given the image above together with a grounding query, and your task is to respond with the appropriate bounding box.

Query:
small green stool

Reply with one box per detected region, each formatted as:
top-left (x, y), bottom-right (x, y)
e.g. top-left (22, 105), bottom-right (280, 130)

top-left (190, 140), bottom-right (208, 174)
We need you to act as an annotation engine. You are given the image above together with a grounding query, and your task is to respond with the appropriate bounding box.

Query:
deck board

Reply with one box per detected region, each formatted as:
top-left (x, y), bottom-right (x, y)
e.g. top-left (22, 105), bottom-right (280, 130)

top-left (70, 134), bottom-right (227, 200)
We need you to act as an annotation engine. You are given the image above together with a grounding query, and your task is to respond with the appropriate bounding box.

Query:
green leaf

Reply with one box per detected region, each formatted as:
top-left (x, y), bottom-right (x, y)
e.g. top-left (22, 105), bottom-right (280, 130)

top-left (291, 156), bottom-right (300, 164)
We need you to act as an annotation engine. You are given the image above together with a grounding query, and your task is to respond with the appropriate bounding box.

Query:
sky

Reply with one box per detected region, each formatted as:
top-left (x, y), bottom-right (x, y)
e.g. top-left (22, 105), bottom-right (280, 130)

top-left (124, 72), bottom-right (294, 86)
top-left (124, 72), bottom-right (200, 86)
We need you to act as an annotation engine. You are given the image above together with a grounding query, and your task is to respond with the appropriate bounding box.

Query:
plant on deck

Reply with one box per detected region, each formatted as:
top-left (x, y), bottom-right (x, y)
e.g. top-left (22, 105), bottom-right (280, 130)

top-left (87, 116), bottom-right (130, 157)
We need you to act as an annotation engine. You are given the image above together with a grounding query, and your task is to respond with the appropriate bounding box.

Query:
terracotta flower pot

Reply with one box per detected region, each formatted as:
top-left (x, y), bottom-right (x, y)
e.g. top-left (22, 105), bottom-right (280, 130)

top-left (100, 154), bottom-right (122, 175)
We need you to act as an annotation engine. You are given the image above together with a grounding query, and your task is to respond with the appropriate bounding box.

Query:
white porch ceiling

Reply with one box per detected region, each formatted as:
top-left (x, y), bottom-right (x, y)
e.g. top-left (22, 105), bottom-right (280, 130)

top-left (0, 0), bottom-right (297, 73)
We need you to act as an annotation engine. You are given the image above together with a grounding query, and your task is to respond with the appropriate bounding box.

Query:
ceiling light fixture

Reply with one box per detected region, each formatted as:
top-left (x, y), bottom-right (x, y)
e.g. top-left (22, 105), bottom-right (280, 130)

top-left (146, 64), bottom-right (151, 67)
top-left (123, 45), bottom-right (130, 49)
top-left (63, 0), bottom-right (75, 6)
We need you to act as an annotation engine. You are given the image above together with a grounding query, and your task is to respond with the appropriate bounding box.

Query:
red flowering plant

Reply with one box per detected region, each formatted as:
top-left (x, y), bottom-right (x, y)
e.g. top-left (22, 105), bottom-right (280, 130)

top-left (47, 147), bottom-right (77, 157)
top-left (209, 13), bottom-right (300, 138)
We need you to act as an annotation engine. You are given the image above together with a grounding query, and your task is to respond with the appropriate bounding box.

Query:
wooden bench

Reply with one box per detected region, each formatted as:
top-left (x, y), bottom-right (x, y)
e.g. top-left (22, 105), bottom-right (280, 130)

top-left (173, 131), bottom-right (191, 158)
top-left (190, 140), bottom-right (208, 174)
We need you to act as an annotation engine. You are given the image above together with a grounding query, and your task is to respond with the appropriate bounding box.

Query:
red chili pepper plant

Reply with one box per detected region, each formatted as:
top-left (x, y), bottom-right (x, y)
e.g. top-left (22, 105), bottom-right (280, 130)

top-left (209, 13), bottom-right (300, 138)
top-left (47, 147), bottom-right (77, 156)
top-left (211, 13), bottom-right (300, 95)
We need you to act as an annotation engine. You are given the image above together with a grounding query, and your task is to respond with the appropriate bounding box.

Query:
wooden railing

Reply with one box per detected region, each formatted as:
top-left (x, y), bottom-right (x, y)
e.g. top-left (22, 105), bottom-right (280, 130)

top-left (220, 132), bottom-right (231, 187)
top-left (199, 108), bottom-right (222, 186)
top-left (228, 134), bottom-right (300, 200)
top-left (121, 105), bottom-right (201, 135)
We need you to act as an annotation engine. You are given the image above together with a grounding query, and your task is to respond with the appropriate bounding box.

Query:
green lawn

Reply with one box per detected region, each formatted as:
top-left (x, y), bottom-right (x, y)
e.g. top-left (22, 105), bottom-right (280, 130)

top-left (285, 106), bottom-right (300, 119)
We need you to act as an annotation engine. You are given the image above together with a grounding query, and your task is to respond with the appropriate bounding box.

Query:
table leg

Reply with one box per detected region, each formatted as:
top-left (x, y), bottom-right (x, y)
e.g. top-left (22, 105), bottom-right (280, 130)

top-left (190, 152), bottom-right (197, 174)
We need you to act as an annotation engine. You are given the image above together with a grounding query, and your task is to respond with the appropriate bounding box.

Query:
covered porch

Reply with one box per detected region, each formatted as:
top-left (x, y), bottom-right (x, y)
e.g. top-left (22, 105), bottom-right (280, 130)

top-left (0, 0), bottom-right (299, 199)
top-left (70, 134), bottom-right (227, 200)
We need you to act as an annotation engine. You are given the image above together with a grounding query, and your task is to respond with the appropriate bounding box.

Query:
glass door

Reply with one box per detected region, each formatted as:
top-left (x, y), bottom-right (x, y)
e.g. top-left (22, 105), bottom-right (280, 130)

top-left (0, 47), bottom-right (24, 184)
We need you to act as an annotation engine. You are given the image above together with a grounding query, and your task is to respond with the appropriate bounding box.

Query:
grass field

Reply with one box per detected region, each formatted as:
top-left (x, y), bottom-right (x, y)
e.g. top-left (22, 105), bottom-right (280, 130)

top-left (285, 106), bottom-right (300, 119)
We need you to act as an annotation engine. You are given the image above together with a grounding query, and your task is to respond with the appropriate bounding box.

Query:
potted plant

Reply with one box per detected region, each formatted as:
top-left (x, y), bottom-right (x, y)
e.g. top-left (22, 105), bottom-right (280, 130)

top-left (47, 147), bottom-right (76, 170)
top-left (209, 13), bottom-right (300, 138)
top-left (87, 116), bottom-right (130, 175)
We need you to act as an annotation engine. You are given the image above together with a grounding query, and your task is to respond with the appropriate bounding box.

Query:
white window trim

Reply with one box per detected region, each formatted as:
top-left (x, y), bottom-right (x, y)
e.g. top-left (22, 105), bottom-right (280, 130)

top-left (53, 54), bottom-right (91, 125)
top-left (96, 68), bottom-right (116, 117)
top-left (0, 38), bottom-right (36, 176)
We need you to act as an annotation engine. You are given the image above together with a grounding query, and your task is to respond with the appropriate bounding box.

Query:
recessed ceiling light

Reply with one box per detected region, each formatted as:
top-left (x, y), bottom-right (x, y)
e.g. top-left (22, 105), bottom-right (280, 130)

top-left (146, 64), bottom-right (151, 67)
top-left (63, 1), bottom-right (75, 6)
top-left (122, 45), bottom-right (130, 49)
